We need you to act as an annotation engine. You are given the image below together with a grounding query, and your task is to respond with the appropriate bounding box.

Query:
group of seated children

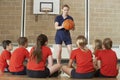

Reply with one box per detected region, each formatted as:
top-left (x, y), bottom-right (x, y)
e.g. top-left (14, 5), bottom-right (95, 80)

top-left (0, 34), bottom-right (119, 78)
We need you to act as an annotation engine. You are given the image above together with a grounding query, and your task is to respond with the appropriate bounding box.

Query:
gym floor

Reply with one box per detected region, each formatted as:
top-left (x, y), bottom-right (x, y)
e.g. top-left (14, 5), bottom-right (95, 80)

top-left (0, 70), bottom-right (120, 80)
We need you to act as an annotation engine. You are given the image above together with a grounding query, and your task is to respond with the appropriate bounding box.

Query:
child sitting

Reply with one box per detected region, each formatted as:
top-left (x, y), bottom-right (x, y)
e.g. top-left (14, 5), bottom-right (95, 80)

top-left (0, 40), bottom-right (13, 74)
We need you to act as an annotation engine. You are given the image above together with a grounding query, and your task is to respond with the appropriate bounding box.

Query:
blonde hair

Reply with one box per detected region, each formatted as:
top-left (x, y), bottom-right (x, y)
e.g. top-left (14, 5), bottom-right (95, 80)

top-left (76, 35), bottom-right (87, 47)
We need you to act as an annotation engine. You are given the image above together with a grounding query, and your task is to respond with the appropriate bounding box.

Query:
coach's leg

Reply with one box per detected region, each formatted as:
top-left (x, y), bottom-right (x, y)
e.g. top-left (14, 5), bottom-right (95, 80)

top-left (67, 44), bottom-right (72, 57)
top-left (56, 44), bottom-right (62, 64)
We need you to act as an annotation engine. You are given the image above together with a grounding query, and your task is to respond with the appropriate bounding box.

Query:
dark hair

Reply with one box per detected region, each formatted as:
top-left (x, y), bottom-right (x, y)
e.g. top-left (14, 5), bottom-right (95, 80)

top-left (32, 34), bottom-right (48, 63)
top-left (103, 38), bottom-right (112, 49)
top-left (76, 35), bottom-right (87, 47)
top-left (62, 4), bottom-right (70, 9)
top-left (17, 37), bottom-right (28, 46)
top-left (2, 40), bottom-right (12, 49)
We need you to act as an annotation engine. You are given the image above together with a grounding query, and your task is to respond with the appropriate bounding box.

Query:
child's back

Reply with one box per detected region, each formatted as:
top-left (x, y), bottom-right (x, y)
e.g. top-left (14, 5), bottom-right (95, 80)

top-left (9, 47), bottom-right (29, 72)
top-left (97, 49), bottom-right (118, 76)
top-left (70, 48), bottom-right (94, 73)
top-left (27, 46), bottom-right (52, 71)
top-left (9, 37), bottom-right (29, 75)
top-left (26, 34), bottom-right (61, 78)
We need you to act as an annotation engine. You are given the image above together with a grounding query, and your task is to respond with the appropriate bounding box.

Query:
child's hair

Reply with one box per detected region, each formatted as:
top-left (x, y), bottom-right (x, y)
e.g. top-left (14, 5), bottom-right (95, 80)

top-left (62, 4), bottom-right (70, 9)
top-left (32, 34), bottom-right (48, 63)
top-left (103, 38), bottom-right (112, 49)
top-left (93, 39), bottom-right (102, 55)
top-left (17, 37), bottom-right (28, 46)
top-left (2, 40), bottom-right (12, 49)
top-left (76, 35), bottom-right (87, 47)
top-left (94, 39), bottom-right (102, 50)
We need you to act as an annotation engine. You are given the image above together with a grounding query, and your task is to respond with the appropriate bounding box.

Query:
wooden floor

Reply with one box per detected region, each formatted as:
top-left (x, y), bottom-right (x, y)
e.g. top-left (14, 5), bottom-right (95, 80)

top-left (0, 72), bottom-right (120, 80)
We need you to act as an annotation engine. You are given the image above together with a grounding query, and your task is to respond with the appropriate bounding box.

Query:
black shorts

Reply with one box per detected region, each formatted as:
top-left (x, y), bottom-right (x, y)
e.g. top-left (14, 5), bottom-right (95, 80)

top-left (71, 69), bottom-right (94, 79)
top-left (27, 67), bottom-right (50, 78)
top-left (11, 67), bottom-right (26, 75)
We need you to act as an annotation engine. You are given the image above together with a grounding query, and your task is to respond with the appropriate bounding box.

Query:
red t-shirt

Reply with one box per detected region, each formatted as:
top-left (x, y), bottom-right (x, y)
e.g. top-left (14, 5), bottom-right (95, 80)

top-left (0, 50), bottom-right (11, 72)
top-left (27, 46), bottom-right (52, 71)
top-left (95, 50), bottom-right (102, 58)
top-left (70, 48), bottom-right (94, 73)
top-left (9, 47), bottom-right (29, 72)
top-left (97, 49), bottom-right (118, 76)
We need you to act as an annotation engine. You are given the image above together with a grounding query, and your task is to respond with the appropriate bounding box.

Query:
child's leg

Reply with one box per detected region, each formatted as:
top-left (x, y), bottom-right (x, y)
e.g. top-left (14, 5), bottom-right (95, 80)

top-left (48, 64), bottom-right (61, 75)
top-left (56, 45), bottom-right (62, 64)
top-left (62, 65), bottom-right (73, 76)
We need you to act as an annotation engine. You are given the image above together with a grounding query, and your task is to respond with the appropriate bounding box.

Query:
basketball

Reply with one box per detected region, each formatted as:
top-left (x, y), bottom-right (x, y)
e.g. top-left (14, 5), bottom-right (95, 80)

top-left (63, 19), bottom-right (74, 30)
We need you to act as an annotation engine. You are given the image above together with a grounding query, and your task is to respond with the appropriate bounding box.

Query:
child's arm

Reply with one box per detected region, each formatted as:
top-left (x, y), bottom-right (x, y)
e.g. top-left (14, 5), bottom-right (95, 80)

top-left (68, 59), bottom-right (74, 68)
top-left (47, 55), bottom-right (53, 67)
top-left (6, 60), bottom-right (10, 65)
top-left (97, 60), bottom-right (101, 69)
top-left (93, 57), bottom-right (99, 70)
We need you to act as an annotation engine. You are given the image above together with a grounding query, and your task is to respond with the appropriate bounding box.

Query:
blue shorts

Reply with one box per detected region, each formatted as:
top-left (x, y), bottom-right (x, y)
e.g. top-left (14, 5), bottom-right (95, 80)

top-left (55, 29), bottom-right (72, 45)
top-left (71, 69), bottom-right (94, 79)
